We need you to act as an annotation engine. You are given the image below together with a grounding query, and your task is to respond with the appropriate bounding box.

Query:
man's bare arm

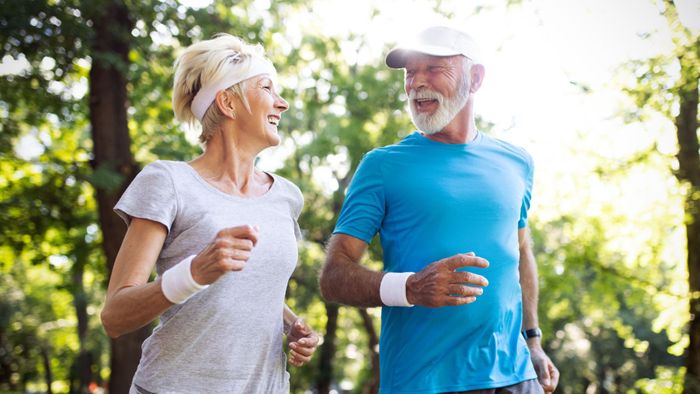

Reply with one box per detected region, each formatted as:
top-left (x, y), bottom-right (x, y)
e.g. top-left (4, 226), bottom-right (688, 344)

top-left (319, 234), bottom-right (384, 307)
top-left (519, 227), bottom-right (539, 333)
top-left (518, 227), bottom-right (559, 393)
top-left (320, 233), bottom-right (490, 308)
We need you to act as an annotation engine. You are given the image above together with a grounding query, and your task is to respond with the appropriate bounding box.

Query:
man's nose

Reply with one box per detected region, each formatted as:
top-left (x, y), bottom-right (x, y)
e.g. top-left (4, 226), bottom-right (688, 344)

top-left (407, 72), bottom-right (428, 91)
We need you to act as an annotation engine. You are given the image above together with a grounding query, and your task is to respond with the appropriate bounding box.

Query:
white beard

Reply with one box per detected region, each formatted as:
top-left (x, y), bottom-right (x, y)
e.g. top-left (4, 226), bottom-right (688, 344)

top-left (408, 78), bottom-right (470, 135)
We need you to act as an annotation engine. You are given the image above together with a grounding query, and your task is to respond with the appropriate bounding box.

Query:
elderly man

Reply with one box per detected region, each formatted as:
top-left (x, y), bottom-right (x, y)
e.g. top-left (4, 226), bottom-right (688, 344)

top-left (319, 26), bottom-right (559, 394)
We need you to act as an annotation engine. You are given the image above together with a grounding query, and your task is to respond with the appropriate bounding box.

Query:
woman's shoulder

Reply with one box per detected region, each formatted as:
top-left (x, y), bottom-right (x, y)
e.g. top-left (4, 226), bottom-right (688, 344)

top-left (142, 159), bottom-right (187, 173)
top-left (269, 173), bottom-right (304, 215)
top-left (270, 173), bottom-right (302, 198)
top-left (138, 160), bottom-right (194, 181)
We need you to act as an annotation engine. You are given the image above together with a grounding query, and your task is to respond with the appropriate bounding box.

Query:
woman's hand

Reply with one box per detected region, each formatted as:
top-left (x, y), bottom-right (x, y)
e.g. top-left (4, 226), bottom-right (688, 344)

top-left (287, 318), bottom-right (320, 367)
top-left (191, 225), bottom-right (259, 285)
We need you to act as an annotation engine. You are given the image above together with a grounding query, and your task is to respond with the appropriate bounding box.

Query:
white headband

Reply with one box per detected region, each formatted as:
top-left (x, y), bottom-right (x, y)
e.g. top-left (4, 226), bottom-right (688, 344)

top-left (191, 56), bottom-right (277, 121)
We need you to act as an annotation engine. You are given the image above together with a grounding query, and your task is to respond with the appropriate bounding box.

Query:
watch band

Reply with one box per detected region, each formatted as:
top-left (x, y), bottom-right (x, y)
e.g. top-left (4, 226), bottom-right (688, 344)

top-left (522, 327), bottom-right (542, 340)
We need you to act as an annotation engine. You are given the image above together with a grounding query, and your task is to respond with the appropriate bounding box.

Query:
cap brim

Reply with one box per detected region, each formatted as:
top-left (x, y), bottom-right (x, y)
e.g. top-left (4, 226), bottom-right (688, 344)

top-left (385, 44), bottom-right (462, 68)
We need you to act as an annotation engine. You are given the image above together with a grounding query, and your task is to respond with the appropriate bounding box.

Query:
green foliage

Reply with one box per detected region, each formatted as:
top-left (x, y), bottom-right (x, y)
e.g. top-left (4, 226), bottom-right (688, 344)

top-left (532, 215), bottom-right (682, 393)
top-left (636, 367), bottom-right (686, 393)
top-left (0, 0), bottom-right (691, 392)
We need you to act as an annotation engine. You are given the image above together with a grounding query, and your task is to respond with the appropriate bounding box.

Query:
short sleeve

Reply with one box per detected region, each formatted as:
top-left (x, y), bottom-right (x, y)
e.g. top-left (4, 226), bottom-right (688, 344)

top-left (290, 181), bottom-right (304, 242)
top-left (114, 161), bottom-right (178, 231)
top-left (333, 150), bottom-right (386, 243)
top-left (518, 154), bottom-right (534, 229)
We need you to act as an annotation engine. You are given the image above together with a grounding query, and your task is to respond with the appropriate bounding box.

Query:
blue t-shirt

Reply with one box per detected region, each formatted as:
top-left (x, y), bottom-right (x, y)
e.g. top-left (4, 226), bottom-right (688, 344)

top-left (334, 131), bottom-right (538, 393)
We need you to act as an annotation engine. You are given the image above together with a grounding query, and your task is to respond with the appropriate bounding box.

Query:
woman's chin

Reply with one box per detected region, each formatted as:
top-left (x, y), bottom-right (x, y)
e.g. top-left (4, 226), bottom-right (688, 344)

top-left (266, 132), bottom-right (281, 147)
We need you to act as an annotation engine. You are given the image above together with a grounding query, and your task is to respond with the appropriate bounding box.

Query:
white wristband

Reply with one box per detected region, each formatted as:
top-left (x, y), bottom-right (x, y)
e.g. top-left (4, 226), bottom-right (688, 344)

top-left (380, 272), bottom-right (415, 307)
top-left (161, 255), bottom-right (209, 304)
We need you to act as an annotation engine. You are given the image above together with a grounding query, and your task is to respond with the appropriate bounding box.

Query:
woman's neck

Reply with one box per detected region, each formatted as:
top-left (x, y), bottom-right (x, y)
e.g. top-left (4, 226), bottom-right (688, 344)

top-left (189, 127), bottom-right (272, 197)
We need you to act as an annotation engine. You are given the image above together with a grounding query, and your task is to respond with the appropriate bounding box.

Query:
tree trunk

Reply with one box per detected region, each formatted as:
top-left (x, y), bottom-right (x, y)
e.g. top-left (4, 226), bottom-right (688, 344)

top-left (358, 308), bottom-right (380, 394)
top-left (41, 345), bottom-right (53, 394)
top-left (86, 1), bottom-right (150, 393)
top-left (674, 36), bottom-right (700, 394)
top-left (317, 303), bottom-right (339, 393)
top-left (73, 259), bottom-right (91, 393)
top-left (0, 330), bottom-right (14, 388)
top-left (656, 3), bottom-right (700, 392)
top-left (685, 205), bottom-right (700, 394)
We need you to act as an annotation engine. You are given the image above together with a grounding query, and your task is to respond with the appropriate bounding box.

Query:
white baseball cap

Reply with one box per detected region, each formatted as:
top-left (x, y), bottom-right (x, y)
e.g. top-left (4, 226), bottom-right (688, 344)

top-left (385, 26), bottom-right (482, 68)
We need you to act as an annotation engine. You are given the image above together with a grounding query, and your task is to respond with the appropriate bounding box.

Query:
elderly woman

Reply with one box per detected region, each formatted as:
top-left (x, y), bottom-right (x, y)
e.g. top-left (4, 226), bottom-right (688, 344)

top-left (100, 33), bottom-right (319, 393)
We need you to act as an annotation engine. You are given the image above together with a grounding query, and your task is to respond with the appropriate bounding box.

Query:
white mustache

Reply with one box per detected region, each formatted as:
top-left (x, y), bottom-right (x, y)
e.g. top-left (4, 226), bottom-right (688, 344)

top-left (408, 89), bottom-right (444, 104)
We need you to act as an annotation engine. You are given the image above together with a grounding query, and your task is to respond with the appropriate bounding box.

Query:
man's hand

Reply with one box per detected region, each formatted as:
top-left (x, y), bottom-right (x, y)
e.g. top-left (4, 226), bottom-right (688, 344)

top-left (287, 318), bottom-right (320, 367)
top-left (191, 225), bottom-right (259, 285)
top-left (406, 252), bottom-right (489, 307)
top-left (529, 343), bottom-right (559, 393)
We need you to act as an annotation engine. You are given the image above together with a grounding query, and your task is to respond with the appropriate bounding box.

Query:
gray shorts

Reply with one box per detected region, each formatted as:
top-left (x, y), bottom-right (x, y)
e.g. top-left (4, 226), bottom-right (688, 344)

top-left (442, 379), bottom-right (545, 394)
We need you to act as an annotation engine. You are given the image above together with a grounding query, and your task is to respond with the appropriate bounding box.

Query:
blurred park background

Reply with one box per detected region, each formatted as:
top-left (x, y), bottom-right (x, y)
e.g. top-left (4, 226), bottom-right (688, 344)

top-left (1, 0), bottom-right (699, 392)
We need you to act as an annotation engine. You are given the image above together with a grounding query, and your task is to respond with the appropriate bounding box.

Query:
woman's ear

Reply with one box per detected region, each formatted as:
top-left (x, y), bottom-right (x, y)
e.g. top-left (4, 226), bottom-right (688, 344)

top-left (214, 90), bottom-right (237, 120)
top-left (469, 64), bottom-right (485, 93)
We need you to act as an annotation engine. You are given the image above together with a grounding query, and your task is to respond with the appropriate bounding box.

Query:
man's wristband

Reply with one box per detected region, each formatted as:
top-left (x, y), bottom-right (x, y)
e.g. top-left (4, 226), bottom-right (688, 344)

top-left (380, 272), bottom-right (415, 307)
top-left (522, 327), bottom-right (542, 340)
top-left (161, 255), bottom-right (209, 304)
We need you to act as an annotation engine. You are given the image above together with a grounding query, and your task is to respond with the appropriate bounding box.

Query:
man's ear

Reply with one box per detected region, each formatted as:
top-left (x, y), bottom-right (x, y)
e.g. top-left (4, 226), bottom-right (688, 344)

top-left (469, 64), bottom-right (485, 93)
top-left (214, 90), bottom-right (237, 119)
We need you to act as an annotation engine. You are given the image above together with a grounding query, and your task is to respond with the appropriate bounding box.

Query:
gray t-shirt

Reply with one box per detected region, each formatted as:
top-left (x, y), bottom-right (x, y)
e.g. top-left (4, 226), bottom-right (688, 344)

top-left (114, 160), bottom-right (303, 393)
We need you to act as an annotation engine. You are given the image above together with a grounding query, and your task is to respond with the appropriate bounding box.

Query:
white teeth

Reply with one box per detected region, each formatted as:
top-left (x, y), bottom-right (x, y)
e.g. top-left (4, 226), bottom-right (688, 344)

top-left (267, 116), bottom-right (279, 125)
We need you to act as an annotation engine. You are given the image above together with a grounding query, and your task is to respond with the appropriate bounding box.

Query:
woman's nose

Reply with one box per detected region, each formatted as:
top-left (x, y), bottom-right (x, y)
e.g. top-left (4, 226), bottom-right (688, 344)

top-left (276, 95), bottom-right (289, 112)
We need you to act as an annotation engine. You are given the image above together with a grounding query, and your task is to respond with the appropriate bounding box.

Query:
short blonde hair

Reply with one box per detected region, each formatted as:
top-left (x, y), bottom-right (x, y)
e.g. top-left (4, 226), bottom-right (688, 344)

top-left (172, 33), bottom-right (267, 143)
